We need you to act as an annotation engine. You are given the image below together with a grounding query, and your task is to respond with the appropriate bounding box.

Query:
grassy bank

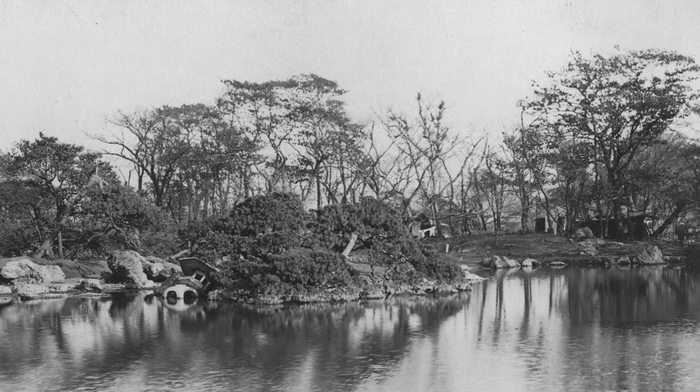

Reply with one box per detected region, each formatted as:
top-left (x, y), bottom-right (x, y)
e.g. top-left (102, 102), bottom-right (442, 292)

top-left (429, 232), bottom-right (685, 268)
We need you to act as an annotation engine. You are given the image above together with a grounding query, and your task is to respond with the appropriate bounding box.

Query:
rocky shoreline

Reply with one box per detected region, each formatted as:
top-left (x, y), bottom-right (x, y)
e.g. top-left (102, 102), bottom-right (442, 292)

top-left (2, 228), bottom-right (697, 305)
top-left (0, 250), bottom-right (478, 304)
top-left (209, 278), bottom-right (476, 305)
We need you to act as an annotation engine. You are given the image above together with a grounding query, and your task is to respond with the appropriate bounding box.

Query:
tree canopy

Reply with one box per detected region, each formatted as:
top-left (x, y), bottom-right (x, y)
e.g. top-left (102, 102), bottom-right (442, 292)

top-left (526, 49), bottom-right (700, 238)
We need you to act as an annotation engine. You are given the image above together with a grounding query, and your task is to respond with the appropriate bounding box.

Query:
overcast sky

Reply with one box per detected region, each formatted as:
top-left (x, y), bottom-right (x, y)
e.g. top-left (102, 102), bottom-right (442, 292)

top-left (1, 0), bottom-right (700, 152)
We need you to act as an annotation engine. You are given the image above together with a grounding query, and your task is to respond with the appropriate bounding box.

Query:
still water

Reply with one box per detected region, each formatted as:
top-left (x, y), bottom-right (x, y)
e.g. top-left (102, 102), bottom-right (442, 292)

top-left (2, 266), bottom-right (700, 391)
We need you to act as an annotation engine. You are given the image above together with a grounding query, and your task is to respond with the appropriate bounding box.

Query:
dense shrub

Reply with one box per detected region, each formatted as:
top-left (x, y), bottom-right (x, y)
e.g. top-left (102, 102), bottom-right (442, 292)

top-left (183, 193), bottom-right (332, 294)
top-left (183, 193), bottom-right (464, 294)
top-left (0, 221), bottom-right (35, 257)
top-left (139, 228), bottom-right (180, 257)
top-left (270, 250), bottom-right (352, 287)
top-left (226, 192), bottom-right (310, 237)
top-left (410, 255), bottom-right (464, 283)
top-left (181, 192), bottom-right (308, 261)
top-left (313, 197), bottom-right (462, 283)
top-left (312, 196), bottom-right (411, 252)
top-left (217, 249), bottom-right (352, 293)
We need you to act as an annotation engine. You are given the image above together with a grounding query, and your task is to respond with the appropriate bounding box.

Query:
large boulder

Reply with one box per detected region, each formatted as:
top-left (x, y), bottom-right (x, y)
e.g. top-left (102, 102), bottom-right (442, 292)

top-left (142, 260), bottom-right (165, 281)
top-left (521, 258), bottom-right (539, 268)
top-left (578, 240), bottom-right (598, 257)
top-left (143, 256), bottom-right (182, 282)
top-left (634, 245), bottom-right (664, 265)
top-left (1, 257), bottom-right (65, 283)
top-left (0, 285), bottom-right (12, 294)
top-left (13, 282), bottom-right (50, 297)
top-left (483, 255), bottom-right (520, 269)
top-left (143, 256), bottom-right (180, 282)
top-left (573, 227), bottom-right (595, 241)
top-left (107, 250), bottom-right (154, 288)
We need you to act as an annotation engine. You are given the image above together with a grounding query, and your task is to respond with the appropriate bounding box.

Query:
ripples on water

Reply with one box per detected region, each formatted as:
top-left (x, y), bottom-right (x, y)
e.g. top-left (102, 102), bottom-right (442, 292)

top-left (2, 266), bottom-right (700, 391)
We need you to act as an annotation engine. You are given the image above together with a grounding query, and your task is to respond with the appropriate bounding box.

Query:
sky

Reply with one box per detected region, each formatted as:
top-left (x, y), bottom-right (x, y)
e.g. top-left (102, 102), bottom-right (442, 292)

top-left (1, 0), bottom-right (700, 153)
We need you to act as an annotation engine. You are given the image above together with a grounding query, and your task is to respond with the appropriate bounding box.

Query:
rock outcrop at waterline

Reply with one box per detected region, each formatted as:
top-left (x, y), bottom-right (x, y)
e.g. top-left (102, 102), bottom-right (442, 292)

top-left (479, 241), bottom-right (668, 268)
top-left (1, 257), bottom-right (65, 283)
top-left (211, 278), bottom-right (473, 305)
top-left (105, 251), bottom-right (182, 288)
top-left (0, 251), bottom-right (180, 299)
top-left (106, 251), bottom-right (154, 289)
top-left (212, 257), bottom-right (474, 305)
top-left (633, 244), bottom-right (664, 265)
top-left (0, 249), bottom-right (474, 304)
top-left (480, 255), bottom-right (521, 269)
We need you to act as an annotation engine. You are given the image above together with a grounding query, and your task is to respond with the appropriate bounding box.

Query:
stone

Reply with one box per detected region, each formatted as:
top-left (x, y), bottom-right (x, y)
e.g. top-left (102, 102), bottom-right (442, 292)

top-left (108, 250), bottom-right (154, 288)
top-left (573, 227), bottom-right (595, 241)
top-left (521, 258), bottom-right (538, 267)
top-left (1, 258), bottom-right (65, 283)
top-left (47, 283), bottom-right (74, 292)
top-left (634, 245), bottom-right (664, 265)
top-left (0, 285), bottom-right (11, 294)
top-left (43, 265), bottom-right (66, 282)
top-left (617, 256), bottom-right (631, 265)
top-left (144, 256), bottom-right (181, 282)
top-left (13, 282), bottom-right (49, 297)
top-left (579, 246), bottom-right (598, 257)
top-left (75, 279), bottom-right (103, 293)
top-left (578, 240), bottom-right (598, 257)
top-left (485, 255), bottom-right (520, 269)
top-left (459, 265), bottom-right (487, 280)
top-left (143, 260), bottom-right (167, 282)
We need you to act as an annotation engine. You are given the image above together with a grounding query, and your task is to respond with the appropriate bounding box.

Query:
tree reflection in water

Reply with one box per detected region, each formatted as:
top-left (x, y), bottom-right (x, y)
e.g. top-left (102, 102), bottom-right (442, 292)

top-left (3, 268), bottom-right (700, 391)
top-left (474, 266), bottom-right (700, 391)
top-left (0, 292), bottom-right (469, 391)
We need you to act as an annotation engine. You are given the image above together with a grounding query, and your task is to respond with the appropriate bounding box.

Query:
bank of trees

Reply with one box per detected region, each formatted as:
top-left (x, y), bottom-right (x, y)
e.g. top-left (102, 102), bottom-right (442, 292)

top-left (2, 49), bottom-right (700, 259)
top-left (519, 49), bottom-right (700, 239)
top-left (0, 134), bottom-right (168, 258)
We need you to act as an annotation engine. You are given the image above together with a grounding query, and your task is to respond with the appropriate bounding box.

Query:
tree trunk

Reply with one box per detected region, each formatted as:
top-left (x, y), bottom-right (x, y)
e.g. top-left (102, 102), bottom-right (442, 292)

top-left (626, 194), bottom-right (635, 240)
top-left (520, 186), bottom-right (530, 232)
top-left (540, 189), bottom-right (557, 235)
top-left (33, 173), bottom-right (101, 259)
top-left (598, 201), bottom-right (605, 239)
top-left (342, 233), bottom-right (358, 258)
top-left (432, 203), bottom-right (442, 237)
top-left (57, 231), bottom-right (64, 259)
top-left (611, 196), bottom-right (627, 241)
top-left (480, 213), bottom-right (488, 231)
top-left (652, 200), bottom-right (687, 238)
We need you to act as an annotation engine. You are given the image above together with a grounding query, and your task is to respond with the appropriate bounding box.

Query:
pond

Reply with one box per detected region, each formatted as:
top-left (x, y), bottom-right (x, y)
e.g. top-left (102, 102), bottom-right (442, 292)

top-left (2, 266), bottom-right (700, 391)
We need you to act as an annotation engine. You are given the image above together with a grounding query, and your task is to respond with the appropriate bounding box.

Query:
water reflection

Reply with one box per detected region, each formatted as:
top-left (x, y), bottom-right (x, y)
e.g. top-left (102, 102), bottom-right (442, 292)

top-left (2, 267), bottom-right (700, 391)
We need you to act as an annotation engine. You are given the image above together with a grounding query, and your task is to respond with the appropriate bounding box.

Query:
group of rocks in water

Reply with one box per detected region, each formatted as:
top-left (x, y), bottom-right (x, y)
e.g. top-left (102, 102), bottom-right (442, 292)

top-left (0, 250), bottom-right (181, 300)
top-left (480, 227), bottom-right (682, 270)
